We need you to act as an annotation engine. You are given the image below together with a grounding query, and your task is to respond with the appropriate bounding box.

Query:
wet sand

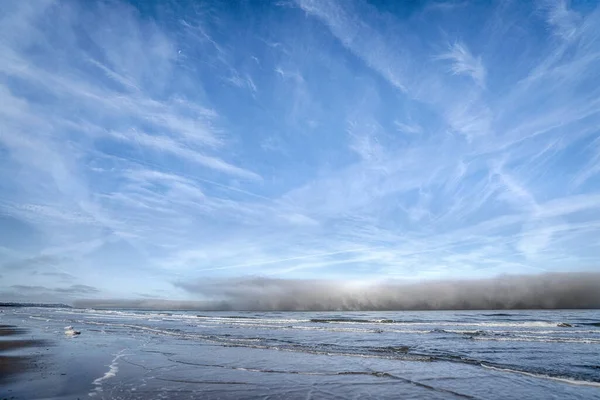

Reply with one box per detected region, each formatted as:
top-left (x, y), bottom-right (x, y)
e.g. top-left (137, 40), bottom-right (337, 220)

top-left (0, 315), bottom-right (118, 400)
top-left (0, 325), bottom-right (48, 388)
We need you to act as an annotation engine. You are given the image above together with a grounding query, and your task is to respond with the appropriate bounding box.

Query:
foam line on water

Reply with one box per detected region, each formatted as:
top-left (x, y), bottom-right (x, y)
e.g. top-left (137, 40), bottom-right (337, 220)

top-left (89, 349), bottom-right (127, 397)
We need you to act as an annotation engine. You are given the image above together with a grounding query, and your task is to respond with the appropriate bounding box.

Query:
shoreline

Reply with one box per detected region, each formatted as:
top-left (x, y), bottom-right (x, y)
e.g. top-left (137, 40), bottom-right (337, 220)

top-left (1, 309), bottom-right (599, 399)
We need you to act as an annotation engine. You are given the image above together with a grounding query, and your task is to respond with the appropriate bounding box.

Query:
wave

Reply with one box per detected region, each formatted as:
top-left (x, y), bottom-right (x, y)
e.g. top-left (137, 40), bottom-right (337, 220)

top-left (428, 328), bottom-right (599, 338)
top-left (481, 364), bottom-right (600, 387)
top-left (194, 320), bottom-right (440, 335)
top-left (53, 308), bottom-right (591, 330)
top-left (197, 315), bottom-right (258, 319)
top-left (231, 319), bottom-right (556, 329)
top-left (80, 320), bottom-right (425, 360)
top-left (202, 321), bottom-right (384, 333)
top-left (223, 343), bottom-right (432, 362)
top-left (580, 322), bottom-right (600, 327)
top-left (195, 316), bottom-right (305, 324)
top-left (147, 335), bottom-right (600, 387)
top-left (579, 365), bottom-right (600, 371)
top-left (26, 312), bottom-right (600, 389)
top-left (143, 324), bottom-right (600, 389)
top-left (371, 345), bottom-right (411, 353)
top-left (198, 320), bottom-right (598, 340)
top-left (307, 319), bottom-right (561, 328)
top-left (481, 313), bottom-right (519, 317)
top-left (310, 318), bottom-right (379, 323)
top-left (309, 317), bottom-right (443, 324)
top-left (472, 336), bottom-right (600, 344)
top-left (432, 329), bottom-right (490, 336)
top-left (28, 316), bottom-right (50, 322)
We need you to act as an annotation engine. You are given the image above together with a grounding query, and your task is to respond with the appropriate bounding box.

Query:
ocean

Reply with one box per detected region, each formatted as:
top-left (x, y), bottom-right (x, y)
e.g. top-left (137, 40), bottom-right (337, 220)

top-left (1, 307), bottom-right (599, 399)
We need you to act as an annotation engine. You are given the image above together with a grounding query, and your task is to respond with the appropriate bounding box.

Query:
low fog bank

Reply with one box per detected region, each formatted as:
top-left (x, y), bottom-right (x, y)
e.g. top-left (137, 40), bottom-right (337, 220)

top-left (74, 272), bottom-right (600, 311)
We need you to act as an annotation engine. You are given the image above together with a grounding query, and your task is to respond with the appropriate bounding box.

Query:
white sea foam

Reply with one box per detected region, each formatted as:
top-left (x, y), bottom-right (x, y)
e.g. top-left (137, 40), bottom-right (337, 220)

top-left (215, 319), bottom-right (561, 328)
top-left (66, 310), bottom-right (589, 332)
top-left (29, 316), bottom-right (50, 322)
top-left (89, 350), bottom-right (127, 397)
top-left (195, 316), bottom-right (309, 324)
top-left (400, 321), bottom-right (559, 328)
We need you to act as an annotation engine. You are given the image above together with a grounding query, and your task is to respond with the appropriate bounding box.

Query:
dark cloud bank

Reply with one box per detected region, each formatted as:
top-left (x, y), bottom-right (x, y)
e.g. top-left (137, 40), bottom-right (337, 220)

top-left (74, 272), bottom-right (600, 311)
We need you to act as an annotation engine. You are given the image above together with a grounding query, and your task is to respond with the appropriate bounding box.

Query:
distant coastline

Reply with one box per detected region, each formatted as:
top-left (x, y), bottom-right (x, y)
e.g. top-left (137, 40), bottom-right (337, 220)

top-left (0, 302), bottom-right (72, 308)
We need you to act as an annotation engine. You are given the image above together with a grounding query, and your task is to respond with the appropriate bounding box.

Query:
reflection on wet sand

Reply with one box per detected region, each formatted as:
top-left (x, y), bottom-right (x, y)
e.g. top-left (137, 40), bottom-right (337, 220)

top-left (0, 325), bottom-right (47, 383)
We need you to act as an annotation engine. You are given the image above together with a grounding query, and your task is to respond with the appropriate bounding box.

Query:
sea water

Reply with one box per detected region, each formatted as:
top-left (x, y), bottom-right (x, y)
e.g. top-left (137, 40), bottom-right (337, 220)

top-left (1, 308), bottom-right (599, 399)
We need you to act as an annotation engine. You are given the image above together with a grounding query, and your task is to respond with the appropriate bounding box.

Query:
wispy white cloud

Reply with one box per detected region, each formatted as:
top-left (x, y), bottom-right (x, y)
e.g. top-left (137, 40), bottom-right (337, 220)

top-left (539, 0), bottom-right (581, 40)
top-left (1, 0), bottom-right (599, 301)
top-left (106, 129), bottom-right (259, 180)
top-left (296, 0), bottom-right (409, 92)
top-left (438, 42), bottom-right (486, 88)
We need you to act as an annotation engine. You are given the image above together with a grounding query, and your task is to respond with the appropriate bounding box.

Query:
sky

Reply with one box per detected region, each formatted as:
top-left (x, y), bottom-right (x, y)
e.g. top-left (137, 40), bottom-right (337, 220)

top-left (0, 0), bottom-right (599, 304)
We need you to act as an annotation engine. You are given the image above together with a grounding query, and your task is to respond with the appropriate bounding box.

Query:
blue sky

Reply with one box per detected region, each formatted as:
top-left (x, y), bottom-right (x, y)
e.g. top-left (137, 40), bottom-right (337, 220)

top-left (0, 0), bottom-right (599, 302)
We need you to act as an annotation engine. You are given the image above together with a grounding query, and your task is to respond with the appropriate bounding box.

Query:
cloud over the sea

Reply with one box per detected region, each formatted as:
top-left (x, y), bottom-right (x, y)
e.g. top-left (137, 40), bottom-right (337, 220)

top-left (74, 272), bottom-right (600, 311)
